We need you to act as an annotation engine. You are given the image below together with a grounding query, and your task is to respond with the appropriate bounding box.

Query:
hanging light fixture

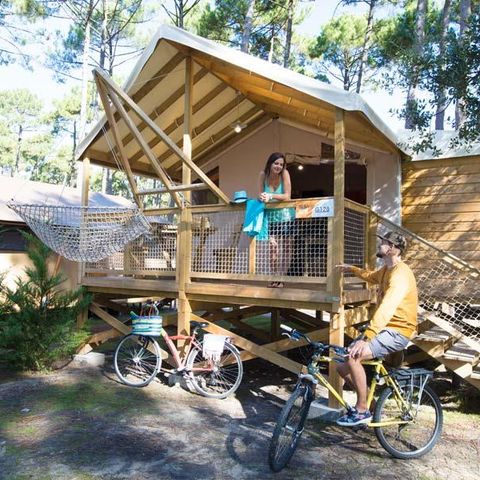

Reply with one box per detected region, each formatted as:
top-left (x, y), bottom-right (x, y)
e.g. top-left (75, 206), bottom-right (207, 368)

top-left (230, 91), bottom-right (247, 133)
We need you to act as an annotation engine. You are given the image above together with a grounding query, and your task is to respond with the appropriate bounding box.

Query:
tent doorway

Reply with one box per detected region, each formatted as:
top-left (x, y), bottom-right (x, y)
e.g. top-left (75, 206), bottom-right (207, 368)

top-left (288, 163), bottom-right (367, 204)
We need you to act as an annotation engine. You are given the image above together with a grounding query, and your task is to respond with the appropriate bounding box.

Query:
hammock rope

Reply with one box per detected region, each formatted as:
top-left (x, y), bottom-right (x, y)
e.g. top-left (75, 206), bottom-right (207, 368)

top-left (7, 203), bottom-right (151, 262)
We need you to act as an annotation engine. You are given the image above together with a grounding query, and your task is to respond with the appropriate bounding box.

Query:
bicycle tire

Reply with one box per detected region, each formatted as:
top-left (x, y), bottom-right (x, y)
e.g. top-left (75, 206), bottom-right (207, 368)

top-left (186, 341), bottom-right (243, 399)
top-left (268, 382), bottom-right (314, 472)
top-left (374, 383), bottom-right (443, 459)
top-left (114, 334), bottom-right (162, 387)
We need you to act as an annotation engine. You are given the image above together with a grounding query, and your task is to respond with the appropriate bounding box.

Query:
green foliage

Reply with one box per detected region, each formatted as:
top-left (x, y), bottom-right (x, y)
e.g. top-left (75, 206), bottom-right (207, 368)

top-left (0, 232), bottom-right (91, 371)
top-left (47, 0), bottom-right (150, 78)
top-left (310, 14), bottom-right (370, 89)
top-left (0, 88), bottom-right (52, 177)
top-left (194, 0), bottom-right (305, 63)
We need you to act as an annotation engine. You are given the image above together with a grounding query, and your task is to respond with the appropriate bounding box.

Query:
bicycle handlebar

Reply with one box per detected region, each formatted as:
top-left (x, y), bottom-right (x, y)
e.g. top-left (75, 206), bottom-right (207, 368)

top-left (280, 324), bottom-right (349, 356)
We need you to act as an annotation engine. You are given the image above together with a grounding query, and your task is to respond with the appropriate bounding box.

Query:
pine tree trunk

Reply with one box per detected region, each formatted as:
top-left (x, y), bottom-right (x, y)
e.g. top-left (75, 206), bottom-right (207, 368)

top-left (405, 0), bottom-right (428, 129)
top-left (283, 0), bottom-right (294, 68)
top-left (80, 0), bottom-right (94, 141)
top-left (455, 0), bottom-right (471, 128)
top-left (268, 25), bottom-right (275, 63)
top-left (435, 0), bottom-right (452, 130)
top-left (241, 0), bottom-right (255, 53)
top-left (176, 1), bottom-right (185, 29)
top-left (356, 0), bottom-right (376, 94)
top-left (14, 124), bottom-right (23, 176)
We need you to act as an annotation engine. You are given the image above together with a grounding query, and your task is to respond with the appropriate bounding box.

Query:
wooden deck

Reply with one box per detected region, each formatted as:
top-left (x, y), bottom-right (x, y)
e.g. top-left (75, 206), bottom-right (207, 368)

top-left (82, 276), bottom-right (371, 310)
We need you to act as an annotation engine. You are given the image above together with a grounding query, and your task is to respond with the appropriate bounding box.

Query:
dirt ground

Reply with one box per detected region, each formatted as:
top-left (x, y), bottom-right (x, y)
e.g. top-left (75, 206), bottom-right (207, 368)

top-left (0, 357), bottom-right (479, 480)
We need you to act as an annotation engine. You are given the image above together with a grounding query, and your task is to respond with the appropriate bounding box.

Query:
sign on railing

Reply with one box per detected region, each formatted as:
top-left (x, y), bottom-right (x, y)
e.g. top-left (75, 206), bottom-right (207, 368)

top-left (295, 198), bottom-right (335, 218)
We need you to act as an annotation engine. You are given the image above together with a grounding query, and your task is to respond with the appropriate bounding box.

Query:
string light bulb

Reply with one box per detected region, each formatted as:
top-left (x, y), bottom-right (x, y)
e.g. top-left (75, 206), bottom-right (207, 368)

top-left (230, 91), bottom-right (247, 133)
top-left (297, 164), bottom-right (304, 171)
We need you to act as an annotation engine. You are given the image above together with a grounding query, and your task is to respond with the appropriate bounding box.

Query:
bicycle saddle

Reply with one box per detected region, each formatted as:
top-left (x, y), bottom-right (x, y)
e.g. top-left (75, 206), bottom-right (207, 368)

top-left (190, 320), bottom-right (209, 329)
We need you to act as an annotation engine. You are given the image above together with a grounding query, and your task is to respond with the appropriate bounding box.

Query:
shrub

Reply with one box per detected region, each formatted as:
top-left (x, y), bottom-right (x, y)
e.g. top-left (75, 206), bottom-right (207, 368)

top-left (0, 232), bottom-right (91, 371)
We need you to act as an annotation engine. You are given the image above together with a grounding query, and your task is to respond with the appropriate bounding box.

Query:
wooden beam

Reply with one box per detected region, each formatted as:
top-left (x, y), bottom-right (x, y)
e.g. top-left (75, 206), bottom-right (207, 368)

top-left (84, 148), bottom-right (113, 164)
top-left (237, 325), bottom-right (330, 362)
top-left (328, 107), bottom-right (346, 408)
top-left (98, 75), bottom-right (183, 208)
top-left (125, 70), bottom-right (227, 159)
top-left (177, 57), bottom-right (194, 348)
top-left (181, 112), bottom-right (271, 171)
top-left (194, 115), bottom-right (272, 171)
top-left (138, 183), bottom-right (208, 196)
top-left (150, 101), bottom-right (261, 170)
top-left (94, 68), bottom-right (230, 205)
top-left (94, 76), bottom-right (143, 208)
top-left (191, 313), bottom-right (303, 373)
top-left (122, 68), bottom-right (211, 150)
top-left (77, 156), bottom-right (90, 328)
top-left (131, 52), bottom-right (185, 105)
top-left (191, 51), bottom-right (335, 114)
top-left (89, 303), bottom-right (169, 361)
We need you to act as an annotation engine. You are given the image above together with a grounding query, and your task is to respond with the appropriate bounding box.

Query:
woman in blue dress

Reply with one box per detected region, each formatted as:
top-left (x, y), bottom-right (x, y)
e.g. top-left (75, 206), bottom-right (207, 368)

top-left (258, 152), bottom-right (295, 287)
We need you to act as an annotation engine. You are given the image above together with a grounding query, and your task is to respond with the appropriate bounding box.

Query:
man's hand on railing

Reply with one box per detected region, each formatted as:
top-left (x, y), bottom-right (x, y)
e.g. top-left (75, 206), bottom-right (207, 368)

top-left (336, 263), bottom-right (354, 273)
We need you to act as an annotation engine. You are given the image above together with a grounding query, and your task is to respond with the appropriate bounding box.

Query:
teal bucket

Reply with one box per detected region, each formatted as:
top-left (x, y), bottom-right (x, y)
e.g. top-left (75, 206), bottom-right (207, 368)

top-left (131, 313), bottom-right (163, 336)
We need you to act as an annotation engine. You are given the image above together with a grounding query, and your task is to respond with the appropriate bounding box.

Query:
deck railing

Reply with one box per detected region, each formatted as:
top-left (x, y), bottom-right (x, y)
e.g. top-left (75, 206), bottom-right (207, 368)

top-left (85, 197), bottom-right (369, 287)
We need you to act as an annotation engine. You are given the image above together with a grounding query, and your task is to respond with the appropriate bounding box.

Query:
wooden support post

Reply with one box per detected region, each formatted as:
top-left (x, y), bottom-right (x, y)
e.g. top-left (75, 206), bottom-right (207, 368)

top-left (77, 156), bottom-right (90, 329)
top-left (271, 308), bottom-right (280, 341)
top-left (177, 57), bottom-right (193, 350)
top-left (367, 210), bottom-right (378, 270)
top-left (367, 210), bottom-right (378, 318)
top-left (328, 107), bottom-right (346, 407)
top-left (248, 237), bottom-right (256, 274)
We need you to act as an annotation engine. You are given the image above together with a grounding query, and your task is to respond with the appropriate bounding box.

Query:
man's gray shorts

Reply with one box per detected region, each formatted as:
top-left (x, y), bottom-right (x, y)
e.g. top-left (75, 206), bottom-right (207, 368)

top-left (368, 329), bottom-right (410, 359)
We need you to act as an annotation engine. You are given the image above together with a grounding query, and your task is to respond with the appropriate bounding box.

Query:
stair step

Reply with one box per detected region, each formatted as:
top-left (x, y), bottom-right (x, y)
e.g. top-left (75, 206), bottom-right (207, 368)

top-left (442, 341), bottom-right (479, 363)
top-left (415, 326), bottom-right (451, 342)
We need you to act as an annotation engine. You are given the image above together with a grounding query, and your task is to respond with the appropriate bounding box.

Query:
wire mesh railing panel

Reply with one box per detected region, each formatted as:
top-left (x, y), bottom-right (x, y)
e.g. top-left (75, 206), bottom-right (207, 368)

top-left (191, 210), bottom-right (248, 274)
top-left (86, 214), bottom-right (178, 274)
top-left (254, 214), bottom-right (329, 278)
top-left (344, 207), bottom-right (366, 275)
top-left (375, 215), bottom-right (480, 344)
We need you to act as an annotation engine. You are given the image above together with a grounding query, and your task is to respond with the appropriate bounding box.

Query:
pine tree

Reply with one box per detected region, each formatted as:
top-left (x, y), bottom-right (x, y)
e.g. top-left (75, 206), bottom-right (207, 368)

top-left (0, 233), bottom-right (91, 371)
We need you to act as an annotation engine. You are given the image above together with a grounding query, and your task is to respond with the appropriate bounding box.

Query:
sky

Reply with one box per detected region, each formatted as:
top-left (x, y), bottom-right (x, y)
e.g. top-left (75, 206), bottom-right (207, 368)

top-left (0, 0), bottom-right (404, 130)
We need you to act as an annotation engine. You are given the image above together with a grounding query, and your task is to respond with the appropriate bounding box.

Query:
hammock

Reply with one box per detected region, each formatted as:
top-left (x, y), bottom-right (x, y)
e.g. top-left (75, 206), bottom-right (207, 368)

top-left (7, 203), bottom-right (151, 262)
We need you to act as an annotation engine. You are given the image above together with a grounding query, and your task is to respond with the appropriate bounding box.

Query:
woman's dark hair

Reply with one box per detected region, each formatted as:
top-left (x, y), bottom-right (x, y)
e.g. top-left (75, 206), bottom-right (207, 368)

top-left (264, 152), bottom-right (286, 176)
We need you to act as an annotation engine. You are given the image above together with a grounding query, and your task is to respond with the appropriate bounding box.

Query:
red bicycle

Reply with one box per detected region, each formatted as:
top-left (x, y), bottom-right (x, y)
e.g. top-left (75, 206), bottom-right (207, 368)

top-left (113, 301), bottom-right (243, 398)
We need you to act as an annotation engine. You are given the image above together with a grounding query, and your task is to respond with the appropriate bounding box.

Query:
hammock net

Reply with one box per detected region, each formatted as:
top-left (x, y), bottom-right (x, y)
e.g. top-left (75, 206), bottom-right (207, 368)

top-left (7, 203), bottom-right (151, 262)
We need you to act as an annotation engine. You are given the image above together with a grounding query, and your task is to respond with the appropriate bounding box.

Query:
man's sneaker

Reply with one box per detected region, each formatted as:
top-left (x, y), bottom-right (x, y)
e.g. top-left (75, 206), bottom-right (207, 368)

top-left (336, 408), bottom-right (372, 427)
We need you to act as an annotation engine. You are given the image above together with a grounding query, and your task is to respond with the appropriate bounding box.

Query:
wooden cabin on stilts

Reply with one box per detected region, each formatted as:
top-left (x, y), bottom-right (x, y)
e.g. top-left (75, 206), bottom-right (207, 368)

top-left (73, 26), bottom-right (480, 400)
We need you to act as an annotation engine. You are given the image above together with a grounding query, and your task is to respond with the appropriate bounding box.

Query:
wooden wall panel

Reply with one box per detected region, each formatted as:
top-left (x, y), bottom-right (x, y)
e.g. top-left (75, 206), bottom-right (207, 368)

top-left (402, 156), bottom-right (480, 266)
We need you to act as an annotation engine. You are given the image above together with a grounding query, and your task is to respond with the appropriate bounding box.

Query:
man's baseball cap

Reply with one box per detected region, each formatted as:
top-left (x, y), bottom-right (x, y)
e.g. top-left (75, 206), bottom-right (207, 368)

top-left (377, 231), bottom-right (407, 252)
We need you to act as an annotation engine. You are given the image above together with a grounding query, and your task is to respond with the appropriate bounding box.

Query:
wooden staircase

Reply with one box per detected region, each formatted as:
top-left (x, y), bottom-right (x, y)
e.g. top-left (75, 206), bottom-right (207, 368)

top-left (373, 213), bottom-right (480, 391)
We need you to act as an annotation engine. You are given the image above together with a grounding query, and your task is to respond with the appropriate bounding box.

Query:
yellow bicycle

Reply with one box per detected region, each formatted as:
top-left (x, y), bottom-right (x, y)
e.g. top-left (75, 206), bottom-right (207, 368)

top-left (269, 325), bottom-right (443, 472)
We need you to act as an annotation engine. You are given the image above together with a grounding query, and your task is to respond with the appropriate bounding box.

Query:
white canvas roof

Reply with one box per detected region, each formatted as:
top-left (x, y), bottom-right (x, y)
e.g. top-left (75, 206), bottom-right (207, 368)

top-left (77, 25), bottom-right (403, 178)
top-left (397, 129), bottom-right (480, 160)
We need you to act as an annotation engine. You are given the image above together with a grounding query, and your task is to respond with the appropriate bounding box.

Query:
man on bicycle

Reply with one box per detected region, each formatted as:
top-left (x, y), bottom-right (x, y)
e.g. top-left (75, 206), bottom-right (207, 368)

top-left (335, 231), bottom-right (418, 426)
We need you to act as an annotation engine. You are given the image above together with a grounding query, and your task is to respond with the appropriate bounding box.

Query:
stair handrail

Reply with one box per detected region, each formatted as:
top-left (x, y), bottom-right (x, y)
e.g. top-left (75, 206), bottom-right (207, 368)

top-left (371, 211), bottom-right (480, 278)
